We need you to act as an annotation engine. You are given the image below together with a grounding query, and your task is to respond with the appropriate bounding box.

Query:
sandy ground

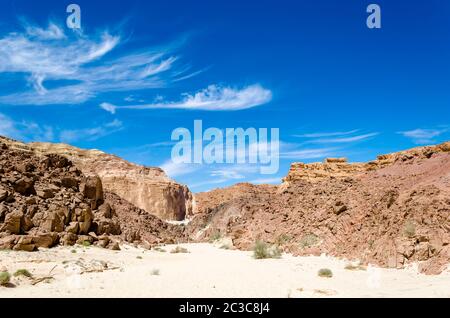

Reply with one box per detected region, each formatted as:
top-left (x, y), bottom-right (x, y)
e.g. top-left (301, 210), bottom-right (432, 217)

top-left (0, 243), bottom-right (449, 298)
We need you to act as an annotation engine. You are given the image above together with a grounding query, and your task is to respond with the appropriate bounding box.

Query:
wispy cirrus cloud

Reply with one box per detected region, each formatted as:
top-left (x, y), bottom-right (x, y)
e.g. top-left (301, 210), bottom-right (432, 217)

top-left (60, 119), bottom-right (124, 143)
top-left (294, 129), bottom-right (379, 145)
top-left (306, 132), bottom-right (379, 144)
top-left (0, 112), bottom-right (54, 141)
top-left (398, 128), bottom-right (448, 144)
top-left (280, 147), bottom-right (339, 159)
top-left (294, 129), bottom-right (360, 138)
top-left (0, 112), bottom-right (122, 143)
top-left (100, 84), bottom-right (272, 113)
top-left (0, 21), bottom-right (194, 105)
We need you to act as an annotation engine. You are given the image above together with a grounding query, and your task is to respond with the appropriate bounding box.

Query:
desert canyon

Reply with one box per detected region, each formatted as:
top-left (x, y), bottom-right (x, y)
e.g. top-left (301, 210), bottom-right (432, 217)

top-left (0, 135), bottom-right (449, 297)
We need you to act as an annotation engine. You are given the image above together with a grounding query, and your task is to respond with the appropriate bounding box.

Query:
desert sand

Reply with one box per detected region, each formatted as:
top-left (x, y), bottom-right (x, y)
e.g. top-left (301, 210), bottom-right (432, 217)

top-left (1, 243), bottom-right (449, 298)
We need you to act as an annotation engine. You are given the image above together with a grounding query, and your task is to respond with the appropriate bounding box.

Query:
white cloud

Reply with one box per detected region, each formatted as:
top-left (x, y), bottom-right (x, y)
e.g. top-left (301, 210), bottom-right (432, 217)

top-left (294, 129), bottom-right (360, 138)
top-left (60, 120), bottom-right (123, 143)
top-left (280, 147), bottom-right (338, 159)
top-left (100, 84), bottom-right (272, 112)
top-left (0, 112), bottom-right (55, 142)
top-left (160, 160), bottom-right (201, 178)
top-left (25, 22), bottom-right (66, 40)
top-left (398, 128), bottom-right (448, 144)
top-left (100, 103), bottom-right (117, 114)
top-left (0, 22), bottom-right (194, 105)
top-left (307, 132), bottom-right (379, 144)
top-left (0, 113), bottom-right (19, 138)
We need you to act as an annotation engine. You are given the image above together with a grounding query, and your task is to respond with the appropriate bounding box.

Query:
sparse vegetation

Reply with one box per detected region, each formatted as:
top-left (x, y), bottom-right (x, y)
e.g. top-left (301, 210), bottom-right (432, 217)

top-left (71, 249), bottom-right (77, 254)
top-left (151, 269), bottom-right (160, 276)
top-left (154, 247), bottom-right (167, 253)
top-left (0, 272), bottom-right (11, 286)
top-left (13, 269), bottom-right (33, 278)
top-left (136, 256), bottom-right (143, 259)
top-left (170, 246), bottom-right (189, 254)
top-left (299, 233), bottom-right (319, 249)
top-left (403, 220), bottom-right (416, 238)
top-left (209, 231), bottom-right (222, 242)
top-left (318, 268), bottom-right (333, 278)
top-left (81, 241), bottom-right (91, 247)
top-left (344, 264), bottom-right (367, 271)
top-left (275, 234), bottom-right (292, 246)
top-left (253, 240), bottom-right (282, 259)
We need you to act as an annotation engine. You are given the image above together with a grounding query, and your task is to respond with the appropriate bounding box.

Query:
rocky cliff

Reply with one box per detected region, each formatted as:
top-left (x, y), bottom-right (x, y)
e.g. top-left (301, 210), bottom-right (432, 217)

top-left (283, 141), bottom-right (450, 183)
top-left (191, 141), bottom-right (450, 274)
top-left (0, 136), bottom-right (192, 221)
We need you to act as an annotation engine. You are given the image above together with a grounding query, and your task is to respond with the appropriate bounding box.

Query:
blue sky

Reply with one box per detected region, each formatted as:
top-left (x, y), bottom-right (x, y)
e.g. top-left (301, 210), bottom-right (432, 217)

top-left (0, 0), bottom-right (449, 192)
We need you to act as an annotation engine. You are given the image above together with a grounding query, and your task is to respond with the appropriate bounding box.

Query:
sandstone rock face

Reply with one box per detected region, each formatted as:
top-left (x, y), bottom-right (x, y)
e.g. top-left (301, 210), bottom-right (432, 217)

top-left (0, 137), bottom-right (192, 221)
top-left (283, 141), bottom-right (450, 183)
top-left (191, 142), bottom-right (450, 274)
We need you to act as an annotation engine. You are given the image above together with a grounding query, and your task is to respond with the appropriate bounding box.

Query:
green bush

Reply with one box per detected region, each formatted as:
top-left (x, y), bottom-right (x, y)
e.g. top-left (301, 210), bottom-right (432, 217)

top-left (275, 234), bottom-right (292, 246)
top-left (403, 220), bottom-right (416, 238)
top-left (0, 272), bottom-right (11, 286)
top-left (318, 268), bottom-right (333, 278)
top-left (13, 269), bottom-right (33, 278)
top-left (253, 240), bottom-right (282, 259)
top-left (299, 234), bottom-right (319, 249)
top-left (209, 231), bottom-right (222, 242)
top-left (170, 246), bottom-right (189, 254)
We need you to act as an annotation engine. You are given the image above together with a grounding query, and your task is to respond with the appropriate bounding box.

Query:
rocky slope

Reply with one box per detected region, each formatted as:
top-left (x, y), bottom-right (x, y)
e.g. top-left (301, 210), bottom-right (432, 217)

top-left (0, 139), bottom-right (186, 251)
top-left (0, 141), bottom-right (122, 250)
top-left (192, 142), bottom-right (450, 274)
top-left (0, 136), bottom-right (192, 221)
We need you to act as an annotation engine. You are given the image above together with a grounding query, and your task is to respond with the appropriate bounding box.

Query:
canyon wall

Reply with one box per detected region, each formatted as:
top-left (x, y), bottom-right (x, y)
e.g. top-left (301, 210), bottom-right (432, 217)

top-left (0, 137), bottom-right (192, 221)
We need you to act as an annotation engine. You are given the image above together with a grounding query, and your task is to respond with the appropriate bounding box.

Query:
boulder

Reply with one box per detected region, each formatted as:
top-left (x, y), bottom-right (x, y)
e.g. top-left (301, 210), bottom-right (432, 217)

top-left (95, 218), bottom-right (121, 236)
top-left (97, 202), bottom-right (112, 219)
top-left (32, 232), bottom-right (58, 248)
top-left (81, 176), bottom-right (103, 209)
top-left (1, 211), bottom-right (23, 234)
top-left (76, 208), bottom-right (93, 234)
top-left (13, 236), bottom-right (36, 252)
top-left (61, 177), bottom-right (79, 189)
top-left (40, 211), bottom-right (64, 233)
top-left (108, 241), bottom-right (120, 251)
top-left (13, 177), bottom-right (35, 196)
top-left (66, 222), bottom-right (79, 234)
top-left (60, 233), bottom-right (78, 246)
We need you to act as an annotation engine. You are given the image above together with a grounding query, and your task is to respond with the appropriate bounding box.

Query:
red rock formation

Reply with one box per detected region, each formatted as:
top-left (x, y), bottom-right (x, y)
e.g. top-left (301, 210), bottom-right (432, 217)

top-left (192, 142), bottom-right (450, 274)
top-left (0, 136), bottom-right (192, 221)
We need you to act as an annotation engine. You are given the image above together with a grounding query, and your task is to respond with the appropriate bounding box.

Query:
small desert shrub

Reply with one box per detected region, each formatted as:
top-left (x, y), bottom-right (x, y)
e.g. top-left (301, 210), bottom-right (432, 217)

top-left (0, 272), bottom-right (11, 286)
top-left (81, 241), bottom-right (91, 247)
top-left (403, 220), bottom-right (416, 238)
top-left (253, 241), bottom-right (282, 259)
top-left (151, 269), bottom-right (160, 276)
top-left (275, 234), bottom-right (292, 246)
top-left (154, 247), bottom-right (167, 253)
top-left (209, 231), bottom-right (222, 242)
top-left (13, 269), bottom-right (32, 278)
top-left (170, 246), bottom-right (189, 254)
top-left (318, 268), bottom-right (333, 278)
top-left (344, 264), bottom-right (366, 271)
top-left (71, 249), bottom-right (77, 254)
top-left (136, 256), bottom-right (143, 259)
top-left (299, 234), bottom-right (319, 249)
